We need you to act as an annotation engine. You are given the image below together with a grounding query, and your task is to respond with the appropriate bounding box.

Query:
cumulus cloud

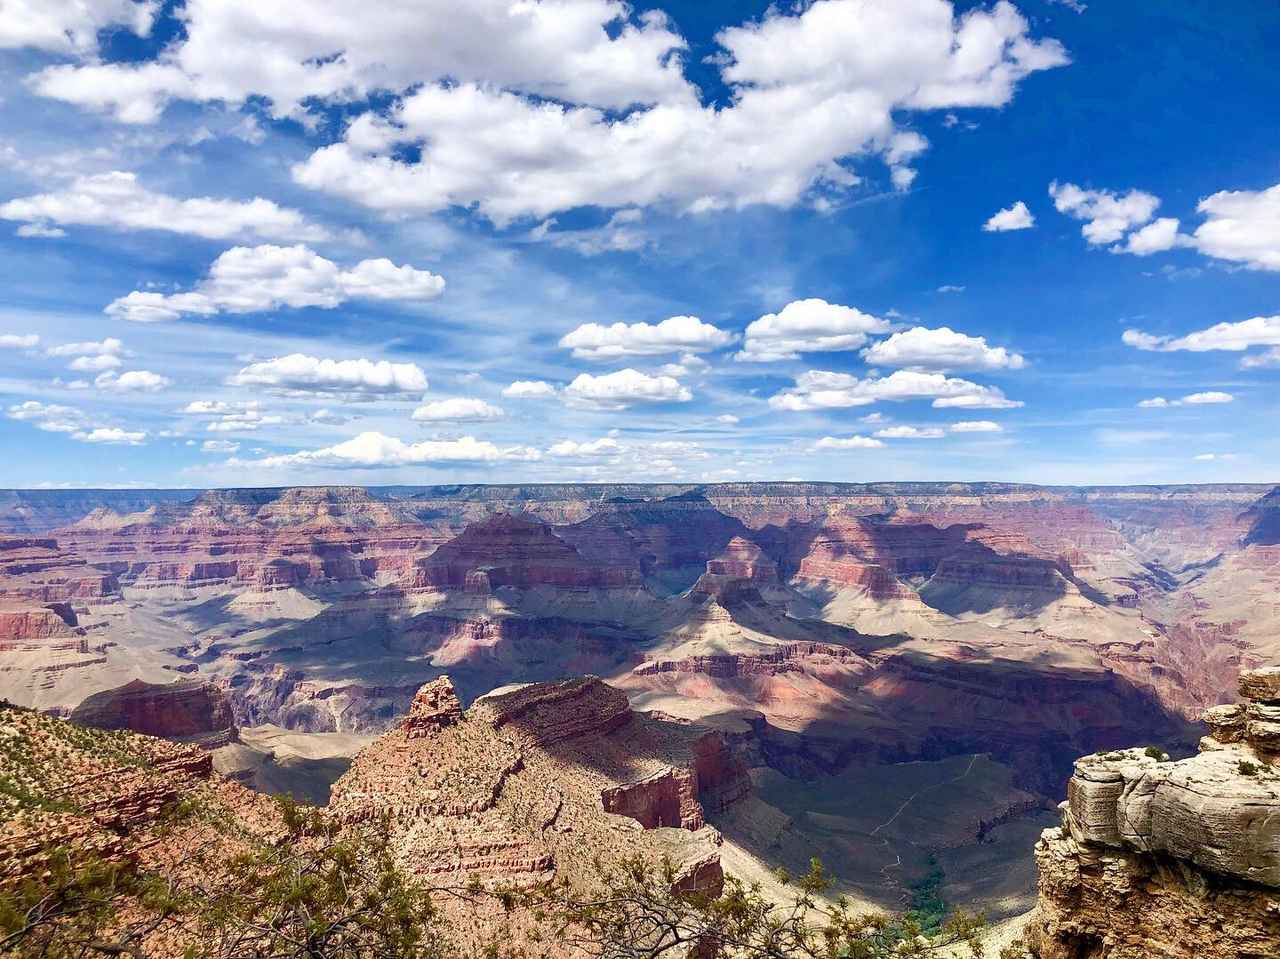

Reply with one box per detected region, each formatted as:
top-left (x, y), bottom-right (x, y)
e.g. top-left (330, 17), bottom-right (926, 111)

top-left (1115, 216), bottom-right (1182, 255)
top-left (0, 333), bottom-right (39, 349)
top-left (228, 354), bottom-right (428, 396)
top-left (7, 401), bottom-right (85, 433)
top-left (69, 354), bottom-right (122, 372)
top-left (983, 200), bottom-right (1034, 231)
top-left (411, 398), bottom-right (505, 422)
top-left (562, 368), bottom-right (692, 409)
top-left (861, 326), bottom-right (1025, 372)
top-left (279, 1), bottom-right (1066, 223)
top-left (1190, 182), bottom-right (1280, 272)
top-left (716, 414), bottom-right (740, 425)
top-left (104, 245), bottom-right (444, 322)
top-left (811, 435), bottom-right (884, 450)
top-left (7, 401), bottom-right (149, 445)
top-left (950, 420), bottom-right (1002, 432)
top-left (0, 172), bottom-right (329, 243)
top-left (502, 380), bottom-right (559, 400)
top-left (737, 298), bottom-right (891, 362)
top-left (547, 437), bottom-right (623, 457)
top-left (770, 369), bottom-right (1022, 411)
top-left (32, 0), bottom-right (689, 123)
top-left (559, 316), bottom-right (733, 360)
top-left (95, 370), bottom-right (171, 392)
top-left (73, 427), bottom-right (147, 445)
top-left (1123, 315), bottom-right (1280, 367)
top-left (874, 425), bottom-right (945, 439)
top-left (1049, 181), bottom-right (1160, 245)
top-left (232, 431), bottom-right (540, 470)
top-left (0, 0), bottom-right (156, 53)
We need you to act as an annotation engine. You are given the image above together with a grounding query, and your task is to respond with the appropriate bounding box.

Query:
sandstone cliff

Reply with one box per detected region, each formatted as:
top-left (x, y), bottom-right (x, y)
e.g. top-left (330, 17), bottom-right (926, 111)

top-left (1029, 666), bottom-right (1280, 958)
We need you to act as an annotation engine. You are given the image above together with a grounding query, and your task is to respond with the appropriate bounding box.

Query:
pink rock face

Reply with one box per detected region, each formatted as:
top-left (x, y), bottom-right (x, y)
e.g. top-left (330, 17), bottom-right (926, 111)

top-left (0, 605), bottom-right (82, 643)
top-left (69, 678), bottom-right (236, 744)
top-left (407, 513), bottom-right (639, 591)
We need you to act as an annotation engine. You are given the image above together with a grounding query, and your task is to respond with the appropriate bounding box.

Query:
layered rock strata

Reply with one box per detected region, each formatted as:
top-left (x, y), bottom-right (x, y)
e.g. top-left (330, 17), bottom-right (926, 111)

top-left (1030, 667), bottom-right (1280, 958)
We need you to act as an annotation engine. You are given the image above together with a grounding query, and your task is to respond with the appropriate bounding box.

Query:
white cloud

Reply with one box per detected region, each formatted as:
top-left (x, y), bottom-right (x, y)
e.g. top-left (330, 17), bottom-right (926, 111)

top-left (32, 0), bottom-right (689, 123)
top-left (547, 437), bottom-right (623, 457)
top-left (562, 368), bottom-right (692, 409)
top-left (69, 354), bottom-right (122, 372)
top-left (201, 439), bottom-right (240, 453)
top-left (1116, 217), bottom-right (1181, 255)
top-left (47, 337), bottom-right (122, 358)
top-left (95, 370), bottom-right (171, 392)
top-left (502, 380), bottom-right (559, 400)
top-left (0, 333), bottom-right (39, 349)
top-left (206, 406), bottom-right (285, 433)
top-left (309, 409), bottom-right (350, 425)
top-left (1193, 452), bottom-right (1237, 462)
top-left (1123, 316), bottom-right (1280, 367)
top-left (232, 431), bottom-right (540, 470)
top-left (73, 427), bottom-right (147, 445)
top-left (104, 245), bottom-right (444, 322)
top-left (1137, 392), bottom-right (1233, 408)
top-left (874, 425), bottom-right (945, 439)
top-left (716, 414), bottom-right (740, 425)
top-left (281, 1), bottom-right (1065, 223)
top-left (936, 284), bottom-right (966, 294)
top-left (658, 353), bottom-right (712, 378)
top-left (769, 369), bottom-right (1022, 411)
top-left (228, 354), bottom-right (428, 396)
top-left (737, 298), bottom-right (890, 362)
top-left (182, 400), bottom-right (232, 414)
top-left (412, 398), bottom-right (505, 422)
top-left (950, 420), bottom-right (1002, 432)
top-left (861, 326), bottom-right (1025, 372)
top-left (1189, 182), bottom-right (1280, 272)
top-left (7, 401), bottom-right (85, 433)
top-left (559, 315), bottom-right (733, 360)
top-left (0, 172), bottom-right (328, 243)
top-left (812, 435), bottom-right (884, 450)
top-left (15, 224), bottom-right (66, 239)
top-left (1049, 181), bottom-right (1160, 244)
top-left (0, 0), bottom-right (156, 53)
top-left (983, 200), bottom-right (1034, 232)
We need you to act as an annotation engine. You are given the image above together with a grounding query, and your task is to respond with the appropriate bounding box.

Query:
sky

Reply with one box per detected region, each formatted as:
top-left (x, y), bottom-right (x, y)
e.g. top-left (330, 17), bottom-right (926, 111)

top-left (0, 0), bottom-right (1277, 490)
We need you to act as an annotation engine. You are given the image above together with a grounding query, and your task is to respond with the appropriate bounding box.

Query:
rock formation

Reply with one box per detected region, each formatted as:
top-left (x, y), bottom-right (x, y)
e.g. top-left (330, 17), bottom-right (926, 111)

top-left (329, 676), bottom-right (746, 896)
top-left (69, 677), bottom-right (237, 746)
top-left (1030, 666), bottom-right (1280, 958)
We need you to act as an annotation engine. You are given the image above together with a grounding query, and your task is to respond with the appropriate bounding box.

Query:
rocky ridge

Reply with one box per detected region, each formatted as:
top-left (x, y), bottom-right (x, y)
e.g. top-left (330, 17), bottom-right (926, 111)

top-left (1030, 666), bottom-right (1280, 958)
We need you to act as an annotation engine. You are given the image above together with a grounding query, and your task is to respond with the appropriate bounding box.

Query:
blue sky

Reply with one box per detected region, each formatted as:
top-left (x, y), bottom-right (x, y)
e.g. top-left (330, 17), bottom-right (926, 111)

top-left (0, 0), bottom-right (1276, 489)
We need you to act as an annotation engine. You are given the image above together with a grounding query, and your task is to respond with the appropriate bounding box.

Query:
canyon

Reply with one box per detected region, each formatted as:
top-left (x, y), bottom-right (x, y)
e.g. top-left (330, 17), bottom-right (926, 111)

top-left (0, 481), bottom-right (1276, 922)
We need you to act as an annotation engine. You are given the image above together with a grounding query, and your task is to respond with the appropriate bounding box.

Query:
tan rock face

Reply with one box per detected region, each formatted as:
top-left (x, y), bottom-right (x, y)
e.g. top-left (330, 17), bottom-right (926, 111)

top-left (1033, 667), bottom-right (1280, 958)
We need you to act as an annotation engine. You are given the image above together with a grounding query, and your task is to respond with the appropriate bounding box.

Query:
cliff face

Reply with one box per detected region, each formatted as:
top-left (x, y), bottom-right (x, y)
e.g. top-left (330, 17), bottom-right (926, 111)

top-left (69, 678), bottom-right (237, 746)
top-left (1030, 667), bottom-right (1280, 958)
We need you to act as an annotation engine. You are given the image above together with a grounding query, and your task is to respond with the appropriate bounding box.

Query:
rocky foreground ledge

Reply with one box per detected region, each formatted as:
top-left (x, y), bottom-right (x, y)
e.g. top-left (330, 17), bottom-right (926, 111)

top-left (1030, 667), bottom-right (1280, 958)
